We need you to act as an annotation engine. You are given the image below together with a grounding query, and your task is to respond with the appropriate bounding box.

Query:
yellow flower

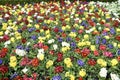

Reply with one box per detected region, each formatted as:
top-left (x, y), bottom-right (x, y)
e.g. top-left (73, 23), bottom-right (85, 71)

top-left (66, 62), bottom-right (73, 68)
top-left (90, 45), bottom-right (96, 51)
top-left (61, 47), bottom-right (70, 53)
top-left (46, 34), bottom-right (51, 39)
top-left (104, 28), bottom-right (110, 31)
top-left (79, 69), bottom-right (86, 77)
top-left (40, 29), bottom-right (44, 32)
top-left (0, 31), bottom-right (3, 36)
top-left (9, 56), bottom-right (17, 68)
top-left (84, 34), bottom-right (89, 40)
top-left (104, 36), bottom-right (110, 39)
top-left (116, 28), bottom-right (120, 32)
top-left (70, 75), bottom-right (75, 80)
top-left (106, 13), bottom-right (111, 18)
top-left (97, 59), bottom-right (104, 64)
top-left (85, 41), bottom-right (91, 46)
top-left (62, 26), bottom-right (66, 31)
top-left (66, 25), bottom-right (70, 29)
top-left (10, 56), bottom-right (17, 62)
top-left (37, 53), bottom-right (44, 61)
top-left (69, 32), bottom-right (76, 38)
top-left (64, 58), bottom-right (71, 64)
top-left (111, 59), bottom-right (118, 66)
top-left (45, 30), bottom-right (50, 34)
top-left (2, 23), bottom-right (7, 30)
top-left (10, 37), bottom-right (15, 42)
top-left (9, 62), bottom-right (17, 68)
top-left (113, 42), bottom-right (117, 47)
top-left (78, 42), bottom-right (85, 47)
top-left (65, 72), bottom-right (70, 77)
top-left (46, 60), bottom-right (53, 68)
top-left (118, 44), bottom-right (120, 48)
top-left (35, 24), bottom-right (39, 29)
top-left (101, 61), bottom-right (107, 67)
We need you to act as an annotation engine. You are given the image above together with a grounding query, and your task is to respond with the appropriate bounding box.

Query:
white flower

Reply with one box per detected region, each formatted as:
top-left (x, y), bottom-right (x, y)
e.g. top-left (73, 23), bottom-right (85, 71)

top-left (99, 68), bottom-right (107, 78)
top-left (62, 42), bottom-right (70, 47)
top-left (22, 67), bottom-right (28, 73)
top-left (38, 49), bottom-right (44, 54)
top-left (4, 40), bottom-right (11, 45)
top-left (4, 14), bottom-right (9, 18)
top-left (27, 42), bottom-right (30, 46)
top-left (16, 49), bottom-right (26, 56)
top-left (48, 39), bottom-right (55, 44)
top-left (53, 44), bottom-right (58, 50)
top-left (110, 73), bottom-right (120, 80)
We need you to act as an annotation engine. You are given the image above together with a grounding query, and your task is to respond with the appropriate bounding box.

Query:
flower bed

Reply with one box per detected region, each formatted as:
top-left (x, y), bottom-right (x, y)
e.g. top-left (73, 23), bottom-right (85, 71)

top-left (0, 1), bottom-right (120, 80)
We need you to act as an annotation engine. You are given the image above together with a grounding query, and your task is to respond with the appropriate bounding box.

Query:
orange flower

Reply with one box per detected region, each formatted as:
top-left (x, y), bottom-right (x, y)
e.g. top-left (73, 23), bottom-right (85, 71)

top-left (31, 58), bottom-right (39, 67)
top-left (42, 45), bottom-right (49, 51)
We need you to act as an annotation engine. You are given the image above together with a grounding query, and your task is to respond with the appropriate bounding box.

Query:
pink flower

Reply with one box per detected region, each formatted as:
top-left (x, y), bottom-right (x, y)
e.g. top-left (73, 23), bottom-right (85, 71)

top-left (103, 51), bottom-right (113, 57)
top-left (20, 57), bottom-right (29, 66)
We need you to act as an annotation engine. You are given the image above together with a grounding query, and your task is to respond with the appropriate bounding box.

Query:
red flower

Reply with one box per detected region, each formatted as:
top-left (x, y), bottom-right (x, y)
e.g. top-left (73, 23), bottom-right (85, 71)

top-left (21, 38), bottom-right (26, 44)
top-left (117, 56), bottom-right (120, 61)
top-left (54, 27), bottom-right (59, 33)
top-left (0, 50), bottom-right (7, 58)
top-left (57, 52), bottom-right (63, 62)
top-left (20, 57), bottom-right (29, 66)
top-left (78, 29), bottom-right (83, 34)
top-left (49, 50), bottom-right (54, 55)
top-left (81, 48), bottom-right (90, 58)
top-left (0, 65), bottom-right (8, 75)
top-left (93, 50), bottom-right (99, 56)
top-left (3, 35), bottom-right (9, 41)
top-left (74, 48), bottom-right (81, 54)
top-left (1, 78), bottom-right (9, 80)
top-left (14, 76), bottom-right (23, 80)
top-left (31, 58), bottom-right (39, 67)
top-left (88, 59), bottom-right (96, 66)
top-left (99, 45), bottom-right (106, 50)
top-left (42, 45), bottom-right (48, 51)
top-left (115, 35), bottom-right (120, 42)
top-left (2, 48), bottom-right (8, 53)
top-left (113, 20), bottom-right (119, 27)
top-left (32, 73), bottom-right (38, 80)
top-left (78, 77), bottom-right (83, 80)
top-left (54, 66), bottom-right (63, 73)
top-left (61, 33), bottom-right (66, 38)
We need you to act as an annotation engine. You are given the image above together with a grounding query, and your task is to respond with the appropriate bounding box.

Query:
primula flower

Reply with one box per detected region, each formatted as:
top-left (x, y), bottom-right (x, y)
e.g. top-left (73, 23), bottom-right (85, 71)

top-left (79, 69), bottom-right (86, 77)
top-left (99, 68), bottom-right (107, 78)
top-left (46, 60), bottom-right (53, 68)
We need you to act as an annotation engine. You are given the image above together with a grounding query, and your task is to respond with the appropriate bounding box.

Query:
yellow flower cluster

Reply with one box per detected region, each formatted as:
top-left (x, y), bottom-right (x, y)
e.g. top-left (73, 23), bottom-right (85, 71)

top-left (65, 72), bottom-right (75, 80)
top-left (61, 47), bottom-right (70, 53)
top-left (9, 56), bottom-right (17, 68)
top-left (64, 58), bottom-right (73, 68)
top-left (111, 59), bottom-right (118, 66)
top-left (97, 59), bottom-right (107, 67)
top-left (46, 60), bottom-right (53, 68)
top-left (79, 69), bottom-right (86, 77)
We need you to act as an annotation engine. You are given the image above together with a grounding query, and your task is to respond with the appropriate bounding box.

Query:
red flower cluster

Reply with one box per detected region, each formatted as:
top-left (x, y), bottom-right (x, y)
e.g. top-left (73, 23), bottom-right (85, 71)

top-left (88, 59), bottom-right (96, 66)
top-left (31, 58), bottom-right (39, 67)
top-left (0, 65), bottom-right (8, 75)
top-left (54, 66), bottom-right (63, 73)
top-left (57, 52), bottom-right (63, 62)
top-left (0, 48), bottom-right (8, 58)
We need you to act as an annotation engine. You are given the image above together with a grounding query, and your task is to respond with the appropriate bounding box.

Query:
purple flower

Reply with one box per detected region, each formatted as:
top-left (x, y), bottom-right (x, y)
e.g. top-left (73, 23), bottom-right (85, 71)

top-left (70, 42), bottom-right (76, 48)
top-left (66, 37), bottom-right (71, 42)
top-left (25, 46), bottom-right (30, 52)
top-left (77, 60), bottom-right (84, 66)
top-left (28, 27), bottom-right (36, 32)
top-left (96, 39), bottom-right (99, 44)
top-left (102, 38), bottom-right (106, 44)
top-left (96, 36), bottom-right (100, 39)
top-left (16, 45), bottom-right (24, 49)
top-left (0, 59), bottom-right (3, 65)
top-left (59, 29), bottom-right (63, 32)
top-left (10, 72), bottom-right (17, 79)
top-left (17, 29), bottom-right (22, 33)
top-left (52, 75), bottom-right (61, 80)
top-left (72, 29), bottom-right (76, 32)
top-left (117, 49), bottom-right (120, 55)
top-left (58, 37), bottom-right (63, 42)
top-left (31, 35), bottom-right (37, 40)
top-left (110, 28), bottom-right (116, 34)
top-left (108, 44), bottom-right (113, 49)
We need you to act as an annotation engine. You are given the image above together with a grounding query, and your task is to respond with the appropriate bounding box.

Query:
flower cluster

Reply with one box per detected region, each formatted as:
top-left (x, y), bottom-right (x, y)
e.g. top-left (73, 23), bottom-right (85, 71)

top-left (0, 0), bottom-right (120, 80)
